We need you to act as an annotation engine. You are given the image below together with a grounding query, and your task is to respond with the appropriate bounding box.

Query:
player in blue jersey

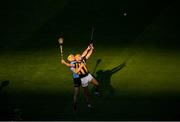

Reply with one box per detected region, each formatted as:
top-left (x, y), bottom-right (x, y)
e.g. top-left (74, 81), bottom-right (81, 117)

top-left (61, 54), bottom-right (81, 112)
top-left (61, 46), bottom-right (92, 112)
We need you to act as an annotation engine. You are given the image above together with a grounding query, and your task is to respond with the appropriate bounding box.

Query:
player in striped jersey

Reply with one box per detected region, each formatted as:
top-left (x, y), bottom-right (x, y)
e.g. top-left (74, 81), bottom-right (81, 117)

top-left (61, 45), bottom-right (93, 111)
top-left (75, 43), bottom-right (100, 96)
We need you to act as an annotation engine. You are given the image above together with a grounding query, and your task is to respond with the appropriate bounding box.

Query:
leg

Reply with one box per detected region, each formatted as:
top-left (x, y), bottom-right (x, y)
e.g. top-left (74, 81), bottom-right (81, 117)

top-left (73, 77), bottom-right (81, 112)
top-left (83, 86), bottom-right (90, 104)
top-left (91, 77), bottom-right (99, 86)
top-left (90, 77), bottom-right (99, 92)
top-left (81, 77), bottom-right (92, 108)
top-left (90, 77), bottom-right (101, 96)
top-left (82, 86), bottom-right (92, 109)
top-left (73, 86), bottom-right (80, 112)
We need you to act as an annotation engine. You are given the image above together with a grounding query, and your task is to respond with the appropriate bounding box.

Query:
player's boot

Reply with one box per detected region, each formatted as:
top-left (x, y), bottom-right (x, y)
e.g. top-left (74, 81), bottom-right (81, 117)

top-left (94, 91), bottom-right (101, 97)
top-left (87, 104), bottom-right (93, 111)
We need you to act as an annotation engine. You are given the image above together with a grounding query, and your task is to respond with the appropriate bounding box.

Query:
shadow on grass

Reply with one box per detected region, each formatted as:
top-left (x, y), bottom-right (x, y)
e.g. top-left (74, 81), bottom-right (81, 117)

top-left (97, 62), bottom-right (126, 96)
top-left (91, 59), bottom-right (126, 96)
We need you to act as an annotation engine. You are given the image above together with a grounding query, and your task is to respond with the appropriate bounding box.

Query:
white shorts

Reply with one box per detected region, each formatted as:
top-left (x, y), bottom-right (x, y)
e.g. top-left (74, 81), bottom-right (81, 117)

top-left (81, 74), bottom-right (93, 87)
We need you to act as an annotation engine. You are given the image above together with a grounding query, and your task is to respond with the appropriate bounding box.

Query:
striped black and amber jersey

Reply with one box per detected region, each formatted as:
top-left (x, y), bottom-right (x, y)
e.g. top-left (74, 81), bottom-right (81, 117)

top-left (75, 59), bottom-right (89, 78)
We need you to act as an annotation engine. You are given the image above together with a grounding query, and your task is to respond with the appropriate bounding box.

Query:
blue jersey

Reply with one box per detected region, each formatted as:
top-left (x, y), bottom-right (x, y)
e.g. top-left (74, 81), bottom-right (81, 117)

top-left (70, 61), bottom-right (79, 78)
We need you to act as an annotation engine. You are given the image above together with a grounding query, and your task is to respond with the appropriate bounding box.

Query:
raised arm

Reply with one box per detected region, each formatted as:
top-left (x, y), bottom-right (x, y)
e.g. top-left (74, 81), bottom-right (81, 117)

top-left (85, 44), bottom-right (94, 59)
top-left (70, 62), bottom-right (84, 74)
top-left (81, 45), bottom-right (92, 59)
top-left (61, 59), bottom-right (74, 67)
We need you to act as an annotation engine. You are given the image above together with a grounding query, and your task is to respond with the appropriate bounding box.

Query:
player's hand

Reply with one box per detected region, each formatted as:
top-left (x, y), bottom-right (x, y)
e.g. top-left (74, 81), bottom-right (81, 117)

top-left (61, 59), bottom-right (65, 64)
top-left (89, 43), bottom-right (94, 49)
top-left (87, 45), bottom-right (91, 50)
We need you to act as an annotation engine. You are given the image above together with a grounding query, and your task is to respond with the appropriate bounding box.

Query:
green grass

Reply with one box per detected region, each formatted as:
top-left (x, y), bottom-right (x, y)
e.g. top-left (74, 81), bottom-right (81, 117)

top-left (0, 45), bottom-right (180, 120)
top-left (0, 1), bottom-right (179, 120)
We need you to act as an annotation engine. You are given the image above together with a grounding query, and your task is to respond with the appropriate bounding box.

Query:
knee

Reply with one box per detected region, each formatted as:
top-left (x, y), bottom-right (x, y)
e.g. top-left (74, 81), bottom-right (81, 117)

top-left (77, 91), bottom-right (80, 95)
top-left (96, 81), bottom-right (99, 86)
top-left (74, 91), bottom-right (79, 97)
top-left (74, 93), bottom-right (79, 98)
top-left (93, 79), bottom-right (99, 86)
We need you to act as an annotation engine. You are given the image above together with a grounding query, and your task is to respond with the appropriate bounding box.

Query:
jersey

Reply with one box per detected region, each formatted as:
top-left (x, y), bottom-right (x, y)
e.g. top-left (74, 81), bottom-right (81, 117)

top-left (70, 61), bottom-right (79, 78)
top-left (75, 59), bottom-right (89, 78)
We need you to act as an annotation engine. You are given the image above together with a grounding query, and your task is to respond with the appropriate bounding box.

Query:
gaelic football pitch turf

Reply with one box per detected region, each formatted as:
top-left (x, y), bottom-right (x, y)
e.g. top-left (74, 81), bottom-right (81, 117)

top-left (0, 0), bottom-right (179, 120)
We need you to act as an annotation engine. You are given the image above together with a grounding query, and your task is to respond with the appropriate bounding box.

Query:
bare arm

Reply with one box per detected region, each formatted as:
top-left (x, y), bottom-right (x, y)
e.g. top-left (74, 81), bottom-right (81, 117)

top-left (81, 45), bottom-right (91, 58)
top-left (86, 46), bottom-right (94, 59)
top-left (85, 44), bottom-right (94, 59)
top-left (61, 59), bottom-right (74, 67)
top-left (71, 62), bottom-right (84, 73)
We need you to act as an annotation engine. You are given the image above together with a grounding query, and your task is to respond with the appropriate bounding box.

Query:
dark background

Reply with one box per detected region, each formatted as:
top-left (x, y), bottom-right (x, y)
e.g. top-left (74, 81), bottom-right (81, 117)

top-left (0, 0), bottom-right (179, 49)
top-left (0, 0), bottom-right (180, 121)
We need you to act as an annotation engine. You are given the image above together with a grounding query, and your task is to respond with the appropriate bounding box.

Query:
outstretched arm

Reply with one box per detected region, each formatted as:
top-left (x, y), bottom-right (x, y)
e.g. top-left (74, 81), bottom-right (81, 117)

top-left (61, 59), bottom-right (74, 67)
top-left (85, 44), bottom-right (94, 59)
top-left (81, 45), bottom-right (92, 59)
top-left (71, 62), bottom-right (84, 73)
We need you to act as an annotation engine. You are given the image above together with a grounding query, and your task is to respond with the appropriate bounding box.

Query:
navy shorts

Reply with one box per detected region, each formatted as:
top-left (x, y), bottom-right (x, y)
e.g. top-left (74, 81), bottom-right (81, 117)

top-left (73, 78), bottom-right (81, 87)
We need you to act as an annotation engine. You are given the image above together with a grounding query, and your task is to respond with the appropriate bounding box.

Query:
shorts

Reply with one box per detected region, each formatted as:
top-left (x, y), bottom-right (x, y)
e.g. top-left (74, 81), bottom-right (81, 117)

top-left (73, 78), bottom-right (81, 87)
top-left (81, 74), bottom-right (93, 87)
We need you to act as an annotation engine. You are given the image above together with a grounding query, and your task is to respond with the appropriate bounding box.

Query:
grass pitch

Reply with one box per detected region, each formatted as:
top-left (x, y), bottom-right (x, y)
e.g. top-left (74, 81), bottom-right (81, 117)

top-left (0, 44), bottom-right (180, 120)
top-left (0, 0), bottom-right (179, 120)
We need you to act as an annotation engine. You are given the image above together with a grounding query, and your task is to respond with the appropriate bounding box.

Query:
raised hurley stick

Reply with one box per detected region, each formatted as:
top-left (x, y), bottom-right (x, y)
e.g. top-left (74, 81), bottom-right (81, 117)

top-left (89, 26), bottom-right (94, 44)
top-left (58, 37), bottom-right (64, 59)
